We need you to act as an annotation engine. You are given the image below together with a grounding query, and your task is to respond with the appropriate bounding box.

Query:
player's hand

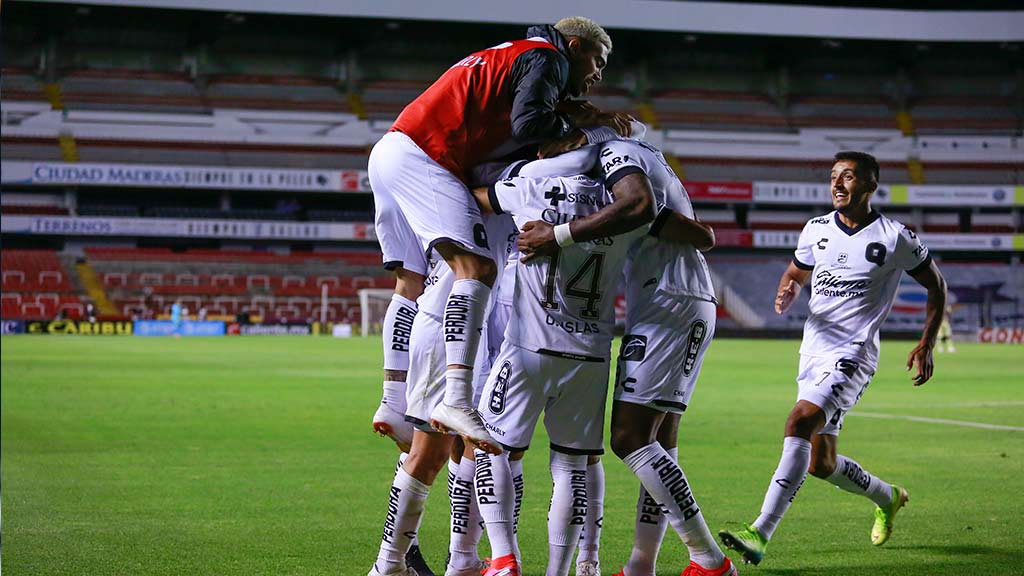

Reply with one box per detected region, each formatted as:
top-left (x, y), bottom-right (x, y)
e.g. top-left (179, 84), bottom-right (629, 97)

top-left (601, 111), bottom-right (636, 136)
top-left (517, 220), bottom-right (557, 262)
top-left (774, 279), bottom-right (800, 314)
top-left (556, 99), bottom-right (600, 118)
top-left (538, 130), bottom-right (588, 158)
top-left (906, 342), bottom-right (934, 386)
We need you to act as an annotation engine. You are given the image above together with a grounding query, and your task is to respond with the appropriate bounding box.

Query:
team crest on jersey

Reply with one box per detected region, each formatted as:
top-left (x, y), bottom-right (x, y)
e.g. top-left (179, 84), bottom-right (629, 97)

top-left (488, 361), bottom-right (512, 414)
top-left (620, 334), bottom-right (648, 361)
top-left (838, 252), bottom-right (848, 264)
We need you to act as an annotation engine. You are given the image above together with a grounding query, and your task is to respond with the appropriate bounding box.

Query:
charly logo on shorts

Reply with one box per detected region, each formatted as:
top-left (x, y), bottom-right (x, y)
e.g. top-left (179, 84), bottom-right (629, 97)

top-left (489, 361), bottom-right (512, 414)
top-left (682, 320), bottom-right (708, 376)
top-left (835, 358), bottom-right (860, 377)
top-left (620, 335), bottom-right (648, 361)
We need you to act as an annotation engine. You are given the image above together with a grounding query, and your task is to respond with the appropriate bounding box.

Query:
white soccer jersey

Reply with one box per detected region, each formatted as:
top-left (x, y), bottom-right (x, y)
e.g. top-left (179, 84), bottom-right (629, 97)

top-left (794, 211), bottom-right (931, 366)
top-left (489, 174), bottom-right (649, 359)
top-left (598, 139), bottom-right (716, 305)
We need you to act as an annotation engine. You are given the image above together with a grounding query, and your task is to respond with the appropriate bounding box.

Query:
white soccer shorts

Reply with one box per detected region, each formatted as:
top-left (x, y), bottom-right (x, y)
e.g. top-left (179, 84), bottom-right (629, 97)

top-left (614, 295), bottom-right (716, 414)
top-left (407, 311), bottom-right (493, 433)
top-left (796, 352), bottom-right (876, 436)
top-left (405, 313), bottom-right (448, 432)
top-left (368, 131), bottom-right (492, 275)
top-left (477, 343), bottom-right (609, 455)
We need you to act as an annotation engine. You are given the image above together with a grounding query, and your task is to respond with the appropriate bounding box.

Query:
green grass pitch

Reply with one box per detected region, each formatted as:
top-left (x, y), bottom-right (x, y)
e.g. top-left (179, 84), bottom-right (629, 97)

top-left (2, 336), bottom-right (1022, 575)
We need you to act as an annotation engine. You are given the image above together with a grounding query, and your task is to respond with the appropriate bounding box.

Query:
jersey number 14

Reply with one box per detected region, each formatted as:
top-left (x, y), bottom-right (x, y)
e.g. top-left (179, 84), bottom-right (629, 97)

top-left (540, 251), bottom-right (605, 319)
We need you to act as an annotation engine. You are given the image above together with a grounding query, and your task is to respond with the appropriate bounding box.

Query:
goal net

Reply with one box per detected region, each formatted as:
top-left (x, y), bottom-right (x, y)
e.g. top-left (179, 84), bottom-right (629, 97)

top-left (358, 288), bottom-right (395, 336)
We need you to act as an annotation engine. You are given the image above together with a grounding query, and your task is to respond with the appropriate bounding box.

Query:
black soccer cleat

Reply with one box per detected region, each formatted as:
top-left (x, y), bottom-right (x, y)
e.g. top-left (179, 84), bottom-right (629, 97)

top-left (405, 545), bottom-right (436, 576)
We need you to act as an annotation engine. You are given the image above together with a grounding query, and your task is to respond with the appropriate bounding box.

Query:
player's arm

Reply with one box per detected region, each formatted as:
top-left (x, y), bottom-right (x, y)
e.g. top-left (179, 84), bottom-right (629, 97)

top-left (509, 50), bottom-right (630, 146)
top-left (649, 209), bottom-right (715, 251)
top-left (906, 260), bottom-right (947, 386)
top-left (775, 261), bottom-right (812, 315)
top-left (517, 171), bottom-right (656, 262)
top-left (471, 186), bottom-right (496, 215)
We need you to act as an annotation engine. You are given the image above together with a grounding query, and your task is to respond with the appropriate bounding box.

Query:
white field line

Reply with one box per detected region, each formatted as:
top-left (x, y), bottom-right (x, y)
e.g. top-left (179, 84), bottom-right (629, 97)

top-left (850, 411), bottom-right (1024, 432)
top-left (859, 401), bottom-right (1024, 409)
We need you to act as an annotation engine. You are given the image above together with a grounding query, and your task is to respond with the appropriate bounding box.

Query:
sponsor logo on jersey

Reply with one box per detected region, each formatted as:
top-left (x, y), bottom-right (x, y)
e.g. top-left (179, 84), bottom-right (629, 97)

top-left (601, 154), bottom-right (631, 174)
top-left (620, 334), bottom-right (648, 361)
top-left (682, 321), bottom-right (708, 376)
top-left (816, 237), bottom-right (829, 249)
top-left (813, 270), bottom-right (872, 298)
top-left (810, 217), bottom-right (830, 225)
top-left (488, 361), bottom-right (512, 414)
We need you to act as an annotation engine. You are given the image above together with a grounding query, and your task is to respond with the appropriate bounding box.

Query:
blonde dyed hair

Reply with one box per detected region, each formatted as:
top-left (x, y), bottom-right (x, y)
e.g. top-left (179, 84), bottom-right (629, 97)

top-left (554, 16), bottom-right (612, 53)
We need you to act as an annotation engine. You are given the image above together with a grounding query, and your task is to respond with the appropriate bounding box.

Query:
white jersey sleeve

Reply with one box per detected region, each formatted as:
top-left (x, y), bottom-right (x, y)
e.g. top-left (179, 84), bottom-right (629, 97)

top-left (892, 225), bottom-right (931, 272)
top-left (599, 139), bottom-right (652, 195)
top-left (600, 138), bottom-right (716, 304)
top-left (794, 215), bottom-right (830, 270)
top-left (517, 146), bottom-right (600, 178)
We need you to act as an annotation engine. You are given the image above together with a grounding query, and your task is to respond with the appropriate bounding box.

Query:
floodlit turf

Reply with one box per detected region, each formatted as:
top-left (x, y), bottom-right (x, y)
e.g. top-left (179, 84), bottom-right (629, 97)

top-left (2, 335), bottom-right (1022, 575)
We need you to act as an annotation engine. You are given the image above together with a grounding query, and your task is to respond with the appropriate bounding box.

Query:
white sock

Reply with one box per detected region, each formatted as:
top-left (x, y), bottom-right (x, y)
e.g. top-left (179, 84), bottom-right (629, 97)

top-left (383, 294), bottom-right (417, 372)
top-left (449, 458), bottom-right (484, 569)
top-left (577, 459), bottom-right (604, 565)
top-left (442, 279), bottom-right (491, 406)
top-left (374, 468), bottom-right (430, 574)
top-left (394, 453), bottom-right (421, 549)
top-left (547, 451), bottom-right (588, 576)
top-left (827, 454), bottom-right (894, 508)
top-left (625, 447), bottom-right (676, 576)
top-left (475, 449), bottom-right (517, 559)
top-left (381, 380), bottom-right (407, 413)
top-left (623, 443), bottom-right (724, 569)
top-left (752, 436), bottom-right (812, 540)
top-left (443, 367), bottom-right (474, 408)
top-left (510, 457), bottom-right (525, 561)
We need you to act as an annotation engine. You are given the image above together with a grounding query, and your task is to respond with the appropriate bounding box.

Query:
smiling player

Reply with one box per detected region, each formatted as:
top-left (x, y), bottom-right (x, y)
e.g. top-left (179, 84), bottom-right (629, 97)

top-left (718, 151), bottom-right (948, 565)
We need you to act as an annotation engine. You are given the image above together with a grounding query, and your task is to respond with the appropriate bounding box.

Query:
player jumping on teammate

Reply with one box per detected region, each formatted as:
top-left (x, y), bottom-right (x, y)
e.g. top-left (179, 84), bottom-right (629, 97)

top-left (369, 16), bottom-right (633, 457)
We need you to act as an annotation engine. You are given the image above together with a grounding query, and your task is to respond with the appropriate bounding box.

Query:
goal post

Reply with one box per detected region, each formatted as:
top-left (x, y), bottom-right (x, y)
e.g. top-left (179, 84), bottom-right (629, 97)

top-left (358, 288), bottom-right (395, 336)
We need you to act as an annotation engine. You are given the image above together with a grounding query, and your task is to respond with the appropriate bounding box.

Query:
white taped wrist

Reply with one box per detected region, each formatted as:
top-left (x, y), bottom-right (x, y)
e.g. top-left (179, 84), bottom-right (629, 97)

top-left (554, 223), bottom-right (575, 247)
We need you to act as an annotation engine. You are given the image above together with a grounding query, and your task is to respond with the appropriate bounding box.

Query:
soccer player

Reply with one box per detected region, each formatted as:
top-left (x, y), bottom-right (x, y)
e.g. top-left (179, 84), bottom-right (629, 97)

top-left (597, 139), bottom-right (733, 576)
top-left (368, 214), bottom-right (516, 576)
top-left (369, 16), bottom-right (633, 455)
top-left (470, 145), bottom-right (722, 576)
top-left (470, 166), bottom-right (650, 576)
top-left (516, 136), bottom-right (734, 576)
top-left (718, 151), bottom-right (947, 566)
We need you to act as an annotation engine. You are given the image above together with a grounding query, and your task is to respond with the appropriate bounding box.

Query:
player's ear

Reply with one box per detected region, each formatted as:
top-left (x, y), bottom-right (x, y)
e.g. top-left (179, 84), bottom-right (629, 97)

top-left (566, 37), bottom-right (581, 54)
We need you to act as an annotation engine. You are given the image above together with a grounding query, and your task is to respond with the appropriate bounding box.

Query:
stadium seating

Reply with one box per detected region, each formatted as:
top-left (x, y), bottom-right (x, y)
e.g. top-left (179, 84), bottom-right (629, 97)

top-left (84, 247), bottom-right (393, 322)
top-left (1, 250), bottom-right (83, 319)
